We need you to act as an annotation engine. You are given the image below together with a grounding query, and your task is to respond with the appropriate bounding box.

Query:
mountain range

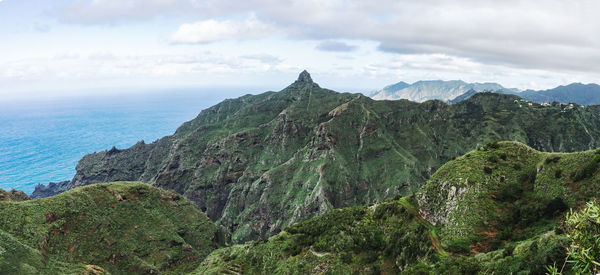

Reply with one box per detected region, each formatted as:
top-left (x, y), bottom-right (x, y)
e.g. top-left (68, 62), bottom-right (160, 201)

top-left (31, 71), bottom-right (600, 245)
top-left (2, 71), bottom-right (599, 274)
top-left (370, 80), bottom-right (515, 102)
top-left (371, 80), bottom-right (600, 105)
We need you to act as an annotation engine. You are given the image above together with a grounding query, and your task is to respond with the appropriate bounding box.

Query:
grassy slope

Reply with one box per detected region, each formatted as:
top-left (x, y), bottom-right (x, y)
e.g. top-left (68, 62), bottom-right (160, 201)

top-left (0, 182), bottom-right (217, 275)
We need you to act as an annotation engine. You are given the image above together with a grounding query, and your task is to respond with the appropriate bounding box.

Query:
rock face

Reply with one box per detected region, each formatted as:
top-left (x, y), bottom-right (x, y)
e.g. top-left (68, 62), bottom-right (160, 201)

top-left (0, 188), bottom-right (29, 202)
top-left (32, 72), bottom-right (600, 243)
top-left (30, 181), bottom-right (70, 198)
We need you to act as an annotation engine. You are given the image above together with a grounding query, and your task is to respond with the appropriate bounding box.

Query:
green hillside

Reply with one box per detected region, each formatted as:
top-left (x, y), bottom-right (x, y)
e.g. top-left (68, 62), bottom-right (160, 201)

top-left (0, 182), bottom-right (217, 275)
top-left (196, 141), bottom-right (600, 274)
top-left (33, 71), bottom-right (600, 243)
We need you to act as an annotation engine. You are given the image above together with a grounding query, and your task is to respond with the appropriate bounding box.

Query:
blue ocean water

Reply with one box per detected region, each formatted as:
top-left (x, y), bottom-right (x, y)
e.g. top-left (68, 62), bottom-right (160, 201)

top-left (0, 88), bottom-right (252, 194)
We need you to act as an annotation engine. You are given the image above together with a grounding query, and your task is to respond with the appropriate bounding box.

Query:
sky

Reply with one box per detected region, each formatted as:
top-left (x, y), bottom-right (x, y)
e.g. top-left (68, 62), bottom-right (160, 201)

top-left (2, 0), bottom-right (600, 100)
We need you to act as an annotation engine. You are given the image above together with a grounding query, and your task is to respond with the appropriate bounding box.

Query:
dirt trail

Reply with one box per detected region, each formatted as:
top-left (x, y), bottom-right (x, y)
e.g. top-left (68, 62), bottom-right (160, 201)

top-left (398, 198), bottom-right (448, 256)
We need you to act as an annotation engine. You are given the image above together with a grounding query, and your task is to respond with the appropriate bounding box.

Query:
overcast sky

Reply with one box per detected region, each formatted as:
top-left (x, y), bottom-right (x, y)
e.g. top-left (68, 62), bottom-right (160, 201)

top-left (2, 0), bottom-right (600, 99)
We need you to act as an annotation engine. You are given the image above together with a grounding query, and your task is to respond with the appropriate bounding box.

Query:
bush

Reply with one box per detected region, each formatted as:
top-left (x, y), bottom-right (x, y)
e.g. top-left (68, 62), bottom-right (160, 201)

top-left (571, 154), bottom-right (600, 181)
top-left (435, 256), bottom-right (480, 274)
top-left (483, 166), bottom-right (493, 174)
top-left (564, 201), bottom-right (600, 274)
top-left (403, 262), bottom-right (433, 275)
top-left (446, 238), bottom-right (471, 254)
top-left (545, 155), bottom-right (561, 164)
top-left (500, 153), bottom-right (508, 161)
top-left (554, 169), bottom-right (562, 179)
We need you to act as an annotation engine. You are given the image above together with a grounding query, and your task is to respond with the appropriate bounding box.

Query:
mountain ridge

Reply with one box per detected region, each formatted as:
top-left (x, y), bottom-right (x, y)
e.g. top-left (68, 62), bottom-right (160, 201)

top-left (370, 79), bottom-right (516, 102)
top-left (31, 72), bottom-right (600, 244)
top-left (372, 79), bottom-right (600, 105)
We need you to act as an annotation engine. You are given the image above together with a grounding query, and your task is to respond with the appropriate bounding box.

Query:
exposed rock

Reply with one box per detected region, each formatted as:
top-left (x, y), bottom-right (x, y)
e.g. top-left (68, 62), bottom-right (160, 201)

top-left (0, 188), bottom-right (29, 202)
top-left (30, 181), bottom-right (70, 199)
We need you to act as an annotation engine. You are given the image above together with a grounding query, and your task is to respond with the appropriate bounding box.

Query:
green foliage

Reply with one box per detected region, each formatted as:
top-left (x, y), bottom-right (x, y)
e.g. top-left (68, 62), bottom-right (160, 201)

top-left (565, 201), bottom-right (600, 274)
top-left (571, 154), bottom-right (600, 181)
top-left (419, 141), bottom-right (600, 258)
top-left (445, 238), bottom-right (472, 254)
top-left (195, 198), bottom-right (438, 274)
top-left (0, 182), bottom-right (218, 275)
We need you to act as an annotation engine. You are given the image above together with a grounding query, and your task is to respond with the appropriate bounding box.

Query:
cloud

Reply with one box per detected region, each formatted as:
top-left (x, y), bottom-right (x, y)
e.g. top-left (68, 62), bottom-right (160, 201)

top-left (64, 0), bottom-right (600, 74)
top-left (60, 0), bottom-right (183, 24)
top-left (315, 41), bottom-right (357, 52)
top-left (170, 15), bottom-right (275, 44)
top-left (240, 54), bottom-right (282, 65)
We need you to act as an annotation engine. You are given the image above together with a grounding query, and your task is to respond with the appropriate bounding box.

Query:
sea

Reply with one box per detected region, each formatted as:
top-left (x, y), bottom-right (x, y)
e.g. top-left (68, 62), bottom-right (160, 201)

top-left (0, 88), bottom-right (256, 194)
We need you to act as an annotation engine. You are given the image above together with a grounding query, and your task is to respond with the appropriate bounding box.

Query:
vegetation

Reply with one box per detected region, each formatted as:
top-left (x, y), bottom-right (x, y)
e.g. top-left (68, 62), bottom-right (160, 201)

top-left (197, 141), bottom-right (600, 274)
top-left (195, 198), bottom-right (439, 274)
top-left (0, 182), bottom-right (218, 275)
top-left (564, 201), bottom-right (600, 274)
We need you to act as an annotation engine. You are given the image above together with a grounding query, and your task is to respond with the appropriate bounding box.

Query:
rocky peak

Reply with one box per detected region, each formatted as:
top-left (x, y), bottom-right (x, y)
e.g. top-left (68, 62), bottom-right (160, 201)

top-left (297, 70), bottom-right (313, 83)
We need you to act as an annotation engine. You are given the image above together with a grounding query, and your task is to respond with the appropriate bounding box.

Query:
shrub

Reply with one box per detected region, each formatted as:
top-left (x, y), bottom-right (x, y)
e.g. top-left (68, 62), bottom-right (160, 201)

top-left (571, 154), bottom-right (600, 181)
top-left (500, 153), bottom-right (508, 161)
top-left (484, 166), bottom-right (493, 174)
top-left (564, 201), bottom-right (600, 274)
top-left (555, 169), bottom-right (562, 179)
top-left (446, 238), bottom-right (471, 254)
top-left (545, 155), bottom-right (561, 164)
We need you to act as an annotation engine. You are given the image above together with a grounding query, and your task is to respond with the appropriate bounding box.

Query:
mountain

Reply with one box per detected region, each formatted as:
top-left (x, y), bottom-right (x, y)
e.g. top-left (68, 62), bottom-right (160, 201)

top-left (197, 141), bottom-right (598, 274)
top-left (1, 182), bottom-right (218, 274)
top-left (448, 88), bottom-right (478, 104)
top-left (370, 80), bottom-right (514, 102)
top-left (32, 72), bottom-right (600, 244)
top-left (518, 83), bottom-right (600, 105)
top-left (368, 81), bottom-right (409, 98)
top-left (390, 81), bottom-right (600, 106)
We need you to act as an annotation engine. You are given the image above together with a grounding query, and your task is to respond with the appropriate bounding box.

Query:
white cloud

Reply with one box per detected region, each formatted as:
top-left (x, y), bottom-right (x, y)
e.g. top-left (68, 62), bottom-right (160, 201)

top-left (170, 15), bottom-right (275, 44)
top-left (240, 54), bottom-right (282, 65)
top-left (316, 41), bottom-right (358, 52)
top-left (61, 0), bottom-right (183, 24)
top-left (63, 0), bottom-right (600, 74)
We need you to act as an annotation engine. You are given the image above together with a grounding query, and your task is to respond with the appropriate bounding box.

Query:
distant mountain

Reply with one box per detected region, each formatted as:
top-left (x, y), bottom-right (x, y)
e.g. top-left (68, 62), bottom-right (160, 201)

top-left (370, 80), bottom-right (516, 102)
top-left (518, 83), bottom-right (600, 105)
top-left (373, 80), bottom-right (600, 106)
top-left (448, 88), bottom-right (478, 104)
top-left (368, 81), bottom-right (409, 98)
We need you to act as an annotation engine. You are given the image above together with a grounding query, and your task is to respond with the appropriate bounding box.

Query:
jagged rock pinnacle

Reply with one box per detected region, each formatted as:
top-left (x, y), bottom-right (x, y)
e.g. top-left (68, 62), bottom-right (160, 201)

top-left (297, 70), bottom-right (313, 83)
